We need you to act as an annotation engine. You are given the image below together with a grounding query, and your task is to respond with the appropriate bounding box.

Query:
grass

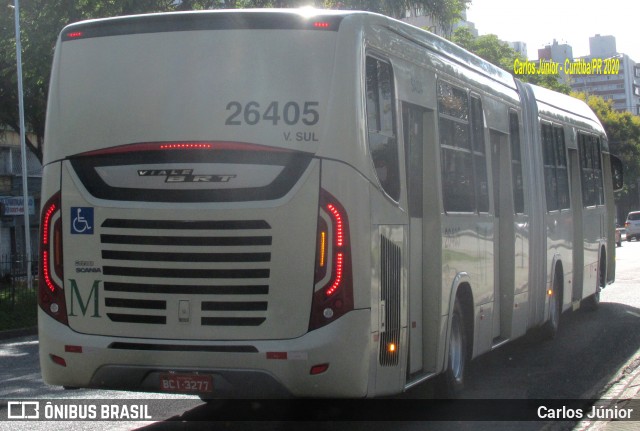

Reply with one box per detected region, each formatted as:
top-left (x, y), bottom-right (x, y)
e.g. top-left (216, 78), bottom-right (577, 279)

top-left (0, 282), bottom-right (38, 332)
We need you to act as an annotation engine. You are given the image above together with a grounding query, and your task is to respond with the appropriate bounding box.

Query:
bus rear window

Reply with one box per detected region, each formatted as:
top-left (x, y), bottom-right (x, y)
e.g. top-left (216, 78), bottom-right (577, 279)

top-left (366, 56), bottom-right (400, 202)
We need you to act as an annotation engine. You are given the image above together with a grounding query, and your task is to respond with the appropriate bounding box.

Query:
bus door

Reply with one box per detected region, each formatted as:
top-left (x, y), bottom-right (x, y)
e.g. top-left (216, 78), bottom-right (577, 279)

top-left (403, 103), bottom-right (425, 376)
top-left (402, 101), bottom-right (441, 383)
top-left (490, 129), bottom-right (516, 343)
top-left (577, 133), bottom-right (605, 299)
top-left (508, 111), bottom-right (529, 339)
top-left (569, 147), bottom-right (585, 304)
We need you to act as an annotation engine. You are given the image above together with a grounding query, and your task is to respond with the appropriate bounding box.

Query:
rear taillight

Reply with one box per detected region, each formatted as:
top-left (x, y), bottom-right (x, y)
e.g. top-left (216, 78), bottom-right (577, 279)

top-left (309, 190), bottom-right (353, 331)
top-left (39, 192), bottom-right (68, 325)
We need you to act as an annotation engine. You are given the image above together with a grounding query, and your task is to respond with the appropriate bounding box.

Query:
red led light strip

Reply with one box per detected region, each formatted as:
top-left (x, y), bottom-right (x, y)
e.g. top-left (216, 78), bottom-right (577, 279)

top-left (41, 202), bottom-right (58, 292)
top-left (43, 250), bottom-right (56, 293)
top-left (42, 203), bottom-right (57, 246)
top-left (325, 202), bottom-right (346, 298)
top-left (325, 252), bottom-right (344, 297)
top-left (159, 143), bottom-right (213, 150)
top-left (313, 22), bottom-right (330, 28)
top-left (326, 204), bottom-right (343, 247)
top-left (77, 141), bottom-right (292, 157)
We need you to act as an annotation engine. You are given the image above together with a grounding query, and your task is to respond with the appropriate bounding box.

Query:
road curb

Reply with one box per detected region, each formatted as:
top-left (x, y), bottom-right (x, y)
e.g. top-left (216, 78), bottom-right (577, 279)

top-left (573, 349), bottom-right (640, 430)
top-left (0, 326), bottom-right (37, 340)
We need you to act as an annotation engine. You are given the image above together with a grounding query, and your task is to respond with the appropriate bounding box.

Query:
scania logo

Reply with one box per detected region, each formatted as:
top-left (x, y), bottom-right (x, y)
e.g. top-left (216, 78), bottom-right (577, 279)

top-left (137, 169), bottom-right (236, 183)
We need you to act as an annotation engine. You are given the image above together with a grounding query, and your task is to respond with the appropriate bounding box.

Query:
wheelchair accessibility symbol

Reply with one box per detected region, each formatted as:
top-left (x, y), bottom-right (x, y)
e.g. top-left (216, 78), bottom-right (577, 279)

top-left (71, 207), bottom-right (94, 234)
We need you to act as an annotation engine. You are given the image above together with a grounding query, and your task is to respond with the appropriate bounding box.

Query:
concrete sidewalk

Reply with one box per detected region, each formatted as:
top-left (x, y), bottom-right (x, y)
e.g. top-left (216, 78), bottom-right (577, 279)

top-left (573, 352), bottom-right (640, 430)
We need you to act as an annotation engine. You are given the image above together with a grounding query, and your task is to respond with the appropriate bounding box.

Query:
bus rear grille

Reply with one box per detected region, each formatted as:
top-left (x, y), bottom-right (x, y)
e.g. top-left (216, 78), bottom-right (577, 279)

top-left (379, 234), bottom-right (401, 367)
top-left (100, 218), bottom-right (271, 327)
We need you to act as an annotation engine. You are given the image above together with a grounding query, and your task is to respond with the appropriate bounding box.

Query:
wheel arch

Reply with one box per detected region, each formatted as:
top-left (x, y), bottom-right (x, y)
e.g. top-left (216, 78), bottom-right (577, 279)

top-left (445, 273), bottom-right (474, 363)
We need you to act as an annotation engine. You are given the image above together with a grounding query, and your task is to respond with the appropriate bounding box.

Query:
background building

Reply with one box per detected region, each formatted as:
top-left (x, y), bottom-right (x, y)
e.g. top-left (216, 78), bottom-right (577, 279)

top-left (0, 129), bottom-right (41, 276)
top-left (508, 41), bottom-right (528, 60)
top-left (538, 39), bottom-right (574, 64)
top-left (570, 35), bottom-right (640, 114)
top-left (589, 34), bottom-right (616, 58)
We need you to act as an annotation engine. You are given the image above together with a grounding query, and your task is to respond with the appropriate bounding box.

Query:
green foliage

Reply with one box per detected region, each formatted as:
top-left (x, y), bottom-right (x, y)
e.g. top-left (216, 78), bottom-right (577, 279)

top-left (1, 0), bottom-right (182, 161)
top-left (0, 286), bottom-right (37, 331)
top-left (2, 0), bottom-right (466, 162)
top-left (449, 27), bottom-right (640, 215)
top-left (450, 27), bottom-right (572, 95)
top-left (323, 0), bottom-right (469, 33)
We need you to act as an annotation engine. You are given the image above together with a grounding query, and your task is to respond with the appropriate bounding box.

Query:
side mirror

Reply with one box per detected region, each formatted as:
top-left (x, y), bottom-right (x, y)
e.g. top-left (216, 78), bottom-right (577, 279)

top-left (611, 155), bottom-right (624, 192)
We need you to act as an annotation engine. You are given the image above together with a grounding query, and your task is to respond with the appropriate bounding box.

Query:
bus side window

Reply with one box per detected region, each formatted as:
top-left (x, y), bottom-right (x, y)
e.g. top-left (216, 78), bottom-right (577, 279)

top-left (438, 81), bottom-right (474, 213)
top-left (509, 111), bottom-right (525, 214)
top-left (542, 123), bottom-right (570, 212)
top-left (542, 123), bottom-right (558, 212)
top-left (555, 126), bottom-right (570, 210)
top-left (578, 133), bottom-right (605, 207)
top-left (471, 96), bottom-right (488, 213)
top-left (366, 57), bottom-right (400, 202)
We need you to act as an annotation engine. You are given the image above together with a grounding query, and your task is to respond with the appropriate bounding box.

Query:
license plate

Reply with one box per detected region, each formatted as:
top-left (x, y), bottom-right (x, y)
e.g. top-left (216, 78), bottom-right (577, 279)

top-left (160, 373), bottom-right (213, 394)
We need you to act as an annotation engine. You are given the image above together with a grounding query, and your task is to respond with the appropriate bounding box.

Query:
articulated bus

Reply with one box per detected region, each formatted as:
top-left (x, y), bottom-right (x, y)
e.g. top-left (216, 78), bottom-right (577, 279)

top-left (39, 9), bottom-right (623, 398)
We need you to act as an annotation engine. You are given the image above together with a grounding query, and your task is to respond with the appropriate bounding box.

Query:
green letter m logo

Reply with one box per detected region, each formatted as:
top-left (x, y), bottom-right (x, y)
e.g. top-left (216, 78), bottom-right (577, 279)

top-left (68, 279), bottom-right (101, 317)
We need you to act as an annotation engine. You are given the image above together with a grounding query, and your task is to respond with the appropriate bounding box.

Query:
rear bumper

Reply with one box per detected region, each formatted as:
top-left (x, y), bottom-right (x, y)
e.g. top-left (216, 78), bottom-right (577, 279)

top-left (39, 308), bottom-right (371, 398)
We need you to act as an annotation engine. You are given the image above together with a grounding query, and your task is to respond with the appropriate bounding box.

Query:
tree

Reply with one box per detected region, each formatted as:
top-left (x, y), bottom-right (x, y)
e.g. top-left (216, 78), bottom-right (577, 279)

top-left (450, 27), bottom-right (572, 94)
top-left (323, 0), bottom-right (470, 35)
top-left (1, 1), bottom-right (184, 162)
top-left (2, 0), bottom-right (467, 162)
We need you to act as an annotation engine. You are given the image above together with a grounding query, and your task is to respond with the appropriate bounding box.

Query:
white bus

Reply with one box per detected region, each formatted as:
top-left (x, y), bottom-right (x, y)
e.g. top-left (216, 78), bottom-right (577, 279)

top-left (39, 9), bottom-right (623, 398)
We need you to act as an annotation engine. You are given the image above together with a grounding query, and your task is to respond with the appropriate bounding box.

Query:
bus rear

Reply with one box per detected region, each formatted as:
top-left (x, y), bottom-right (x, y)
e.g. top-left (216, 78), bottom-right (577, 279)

top-left (39, 10), bottom-right (372, 397)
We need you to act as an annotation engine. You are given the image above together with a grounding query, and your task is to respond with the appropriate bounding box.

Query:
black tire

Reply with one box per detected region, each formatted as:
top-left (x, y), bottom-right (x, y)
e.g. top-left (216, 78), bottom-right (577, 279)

top-left (438, 299), bottom-right (467, 398)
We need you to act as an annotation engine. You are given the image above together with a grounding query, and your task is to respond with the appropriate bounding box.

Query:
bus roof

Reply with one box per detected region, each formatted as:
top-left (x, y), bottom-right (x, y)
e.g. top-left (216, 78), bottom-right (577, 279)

top-left (60, 9), bottom-right (348, 41)
top-left (529, 83), bottom-right (604, 131)
top-left (62, 9), bottom-right (516, 92)
top-left (375, 15), bottom-right (517, 90)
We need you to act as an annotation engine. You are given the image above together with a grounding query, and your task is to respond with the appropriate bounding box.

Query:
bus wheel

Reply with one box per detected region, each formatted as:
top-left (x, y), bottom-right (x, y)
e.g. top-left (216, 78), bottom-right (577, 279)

top-left (439, 299), bottom-right (467, 397)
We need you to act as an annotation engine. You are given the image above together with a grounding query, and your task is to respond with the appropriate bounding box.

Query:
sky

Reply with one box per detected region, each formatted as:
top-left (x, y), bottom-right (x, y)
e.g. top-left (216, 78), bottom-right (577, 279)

top-left (466, 0), bottom-right (640, 62)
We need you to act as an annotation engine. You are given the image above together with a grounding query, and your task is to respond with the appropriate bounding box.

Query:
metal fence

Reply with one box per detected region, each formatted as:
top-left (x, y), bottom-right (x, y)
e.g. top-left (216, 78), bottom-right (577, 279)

top-left (0, 254), bottom-right (38, 309)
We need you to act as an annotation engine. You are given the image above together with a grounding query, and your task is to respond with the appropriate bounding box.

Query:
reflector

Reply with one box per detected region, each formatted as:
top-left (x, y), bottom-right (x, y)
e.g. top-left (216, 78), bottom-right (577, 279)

top-left (310, 364), bottom-right (329, 375)
top-left (50, 354), bottom-right (67, 367)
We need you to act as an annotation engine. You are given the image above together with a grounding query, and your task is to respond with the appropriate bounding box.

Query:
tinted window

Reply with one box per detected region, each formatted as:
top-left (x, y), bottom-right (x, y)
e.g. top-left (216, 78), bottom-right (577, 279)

top-left (471, 96), bottom-right (488, 213)
top-left (542, 123), bottom-right (570, 211)
top-left (509, 111), bottom-right (525, 214)
top-left (366, 57), bottom-right (400, 201)
top-left (438, 81), bottom-right (473, 212)
top-left (438, 83), bottom-right (489, 214)
top-left (578, 133), bottom-right (604, 207)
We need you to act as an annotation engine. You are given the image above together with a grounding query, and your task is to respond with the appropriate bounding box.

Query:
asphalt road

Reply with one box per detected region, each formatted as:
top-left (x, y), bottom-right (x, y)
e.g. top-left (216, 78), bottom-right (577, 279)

top-left (1, 241), bottom-right (639, 430)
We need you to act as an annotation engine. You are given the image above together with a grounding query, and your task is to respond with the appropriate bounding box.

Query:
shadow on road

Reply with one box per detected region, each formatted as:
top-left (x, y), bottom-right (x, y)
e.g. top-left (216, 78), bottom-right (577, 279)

top-left (462, 301), bottom-right (640, 399)
top-left (134, 301), bottom-right (640, 430)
